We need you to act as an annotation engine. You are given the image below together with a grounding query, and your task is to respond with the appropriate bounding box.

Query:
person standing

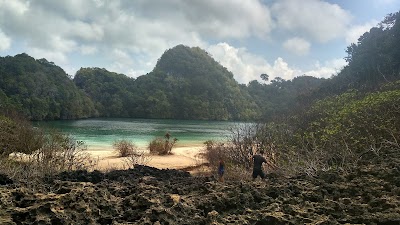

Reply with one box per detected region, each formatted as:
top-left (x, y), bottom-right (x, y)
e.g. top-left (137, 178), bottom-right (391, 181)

top-left (252, 150), bottom-right (267, 180)
top-left (218, 158), bottom-right (225, 182)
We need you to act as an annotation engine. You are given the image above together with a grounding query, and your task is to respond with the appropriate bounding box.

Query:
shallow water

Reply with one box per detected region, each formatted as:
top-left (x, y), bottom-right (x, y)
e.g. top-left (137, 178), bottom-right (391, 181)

top-left (36, 118), bottom-right (244, 150)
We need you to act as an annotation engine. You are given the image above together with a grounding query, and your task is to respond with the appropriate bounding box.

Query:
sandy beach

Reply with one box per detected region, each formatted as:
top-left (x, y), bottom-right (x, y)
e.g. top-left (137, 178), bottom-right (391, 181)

top-left (87, 144), bottom-right (208, 172)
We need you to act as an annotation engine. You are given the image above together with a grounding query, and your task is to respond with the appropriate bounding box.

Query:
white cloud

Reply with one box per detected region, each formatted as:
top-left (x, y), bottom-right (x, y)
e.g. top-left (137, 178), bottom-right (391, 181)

top-left (0, 29), bottom-right (11, 51)
top-left (270, 57), bottom-right (301, 80)
top-left (0, 0), bottom-right (30, 15)
top-left (272, 0), bottom-right (352, 42)
top-left (80, 45), bottom-right (98, 55)
top-left (346, 20), bottom-right (378, 44)
top-left (283, 37), bottom-right (311, 56)
top-left (208, 42), bottom-right (348, 83)
top-left (0, 1), bottom-right (358, 80)
top-left (49, 36), bottom-right (77, 53)
top-left (207, 43), bottom-right (268, 83)
top-left (207, 42), bottom-right (302, 83)
top-left (67, 21), bottom-right (104, 42)
top-left (27, 48), bottom-right (68, 65)
top-left (304, 58), bottom-right (347, 78)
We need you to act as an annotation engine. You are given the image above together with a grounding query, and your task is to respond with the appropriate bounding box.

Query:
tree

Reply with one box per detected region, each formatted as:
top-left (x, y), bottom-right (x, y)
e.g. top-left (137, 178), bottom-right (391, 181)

top-left (260, 73), bottom-right (269, 82)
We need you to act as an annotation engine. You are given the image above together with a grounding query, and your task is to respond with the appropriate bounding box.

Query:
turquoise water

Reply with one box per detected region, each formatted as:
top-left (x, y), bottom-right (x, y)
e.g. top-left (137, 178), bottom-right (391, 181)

top-left (36, 118), bottom-right (242, 149)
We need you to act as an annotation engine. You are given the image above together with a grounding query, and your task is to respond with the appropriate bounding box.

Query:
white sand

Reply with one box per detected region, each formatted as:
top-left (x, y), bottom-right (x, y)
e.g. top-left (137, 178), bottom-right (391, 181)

top-left (87, 145), bottom-right (207, 171)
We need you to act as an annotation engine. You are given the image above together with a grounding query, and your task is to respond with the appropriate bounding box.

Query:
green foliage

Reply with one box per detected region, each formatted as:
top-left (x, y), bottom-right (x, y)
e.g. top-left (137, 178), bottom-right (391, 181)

top-left (74, 68), bottom-right (136, 117)
top-left (0, 54), bottom-right (97, 120)
top-left (74, 45), bottom-right (263, 120)
top-left (314, 11), bottom-right (400, 99)
top-left (247, 76), bottom-right (326, 120)
top-left (140, 45), bottom-right (260, 120)
top-left (303, 87), bottom-right (400, 154)
top-left (2, 10), bottom-right (400, 123)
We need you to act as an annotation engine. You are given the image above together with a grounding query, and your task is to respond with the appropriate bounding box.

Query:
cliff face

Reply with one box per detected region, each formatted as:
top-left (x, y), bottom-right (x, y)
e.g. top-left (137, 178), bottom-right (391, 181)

top-left (1, 153), bottom-right (400, 224)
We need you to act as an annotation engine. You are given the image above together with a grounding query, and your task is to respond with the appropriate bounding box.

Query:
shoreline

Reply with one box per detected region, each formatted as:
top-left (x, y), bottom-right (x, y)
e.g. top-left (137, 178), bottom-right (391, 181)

top-left (88, 145), bottom-right (208, 173)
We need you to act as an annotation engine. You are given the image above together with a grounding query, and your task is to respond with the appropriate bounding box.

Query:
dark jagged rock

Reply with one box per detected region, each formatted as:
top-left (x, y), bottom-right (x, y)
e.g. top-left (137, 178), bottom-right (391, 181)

top-left (0, 173), bottom-right (13, 185)
top-left (1, 150), bottom-right (400, 224)
top-left (54, 165), bottom-right (191, 184)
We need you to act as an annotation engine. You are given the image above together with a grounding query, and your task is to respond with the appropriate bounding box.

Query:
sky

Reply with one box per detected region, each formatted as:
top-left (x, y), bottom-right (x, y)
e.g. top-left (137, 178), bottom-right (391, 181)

top-left (0, 0), bottom-right (399, 84)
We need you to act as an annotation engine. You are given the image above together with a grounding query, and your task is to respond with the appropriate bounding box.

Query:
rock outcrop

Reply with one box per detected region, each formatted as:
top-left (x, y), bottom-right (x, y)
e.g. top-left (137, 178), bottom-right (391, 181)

top-left (1, 154), bottom-right (399, 224)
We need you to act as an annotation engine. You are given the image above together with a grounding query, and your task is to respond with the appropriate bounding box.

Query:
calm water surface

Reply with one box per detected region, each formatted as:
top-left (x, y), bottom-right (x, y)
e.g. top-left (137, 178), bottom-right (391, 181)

top-left (36, 118), bottom-right (243, 149)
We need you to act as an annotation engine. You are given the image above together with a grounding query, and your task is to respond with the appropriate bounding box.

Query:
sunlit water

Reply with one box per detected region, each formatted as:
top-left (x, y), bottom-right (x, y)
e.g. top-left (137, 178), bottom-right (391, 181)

top-left (35, 118), bottom-right (245, 150)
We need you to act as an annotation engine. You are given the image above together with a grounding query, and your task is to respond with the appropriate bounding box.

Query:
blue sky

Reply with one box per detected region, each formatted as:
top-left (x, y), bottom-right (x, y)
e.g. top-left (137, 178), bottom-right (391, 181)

top-left (0, 0), bottom-right (399, 84)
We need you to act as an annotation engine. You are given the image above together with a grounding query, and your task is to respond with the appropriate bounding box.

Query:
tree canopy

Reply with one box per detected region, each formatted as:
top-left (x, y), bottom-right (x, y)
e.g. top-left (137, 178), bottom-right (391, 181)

top-left (1, 11), bottom-right (400, 122)
top-left (0, 54), bottom-right (97, 120)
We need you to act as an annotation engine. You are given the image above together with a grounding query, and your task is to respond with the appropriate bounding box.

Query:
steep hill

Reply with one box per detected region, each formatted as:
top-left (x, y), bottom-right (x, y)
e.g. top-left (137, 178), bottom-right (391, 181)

top-left (0, 54), bottom-right (97, 120)
top-left (74, 68), bottom-right (136, 117)
top-left (75, 45), bottom-right (260, 120)
top-left (137, 45), bottom-right (259, 120)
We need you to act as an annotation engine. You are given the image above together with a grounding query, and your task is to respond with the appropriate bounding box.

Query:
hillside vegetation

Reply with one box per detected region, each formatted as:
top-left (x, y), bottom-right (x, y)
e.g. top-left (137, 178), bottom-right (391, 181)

top-left (216, 11), bottom-right (400, 175)
top-left (0, 54), bottom-right (97, 120)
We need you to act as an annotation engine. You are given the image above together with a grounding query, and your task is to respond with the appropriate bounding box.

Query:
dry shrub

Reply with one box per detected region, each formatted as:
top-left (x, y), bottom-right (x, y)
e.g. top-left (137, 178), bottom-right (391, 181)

top-left (113, 139), bottom-right (136, 157)
top-left (34, 131), bottom-right (97, 174)
top-left (149, 138), bottom-right (166, 155)
top-left (0, 130), bottom-right (98, 185)
top-left (203, 123), bottom-right (281, 180)
top-left (149, 133), bottom-right (178, 155)
top-left (123, 150), bottom-right (151, 169)
top-left (112, 139), bottom-right (151, 168)
top-left (203, 140), bottom-right (252, 181)
top-left (0, 113), bottom-right (44, 157)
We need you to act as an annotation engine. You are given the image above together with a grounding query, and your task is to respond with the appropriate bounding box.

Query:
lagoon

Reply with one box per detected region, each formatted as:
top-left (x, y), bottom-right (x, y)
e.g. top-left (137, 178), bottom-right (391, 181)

top-left (36, 118), bottom-right (242, 150)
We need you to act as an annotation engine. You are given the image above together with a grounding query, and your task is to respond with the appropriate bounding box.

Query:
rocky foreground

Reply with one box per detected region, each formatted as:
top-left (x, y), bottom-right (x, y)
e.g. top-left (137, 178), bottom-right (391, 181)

top-left (0, 152), bottom-right (400, 225)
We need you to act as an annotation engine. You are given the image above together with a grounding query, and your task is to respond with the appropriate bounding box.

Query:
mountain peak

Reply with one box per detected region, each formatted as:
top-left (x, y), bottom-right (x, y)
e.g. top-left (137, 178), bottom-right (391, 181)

top-left (154, 44), bottom-right (229, 77)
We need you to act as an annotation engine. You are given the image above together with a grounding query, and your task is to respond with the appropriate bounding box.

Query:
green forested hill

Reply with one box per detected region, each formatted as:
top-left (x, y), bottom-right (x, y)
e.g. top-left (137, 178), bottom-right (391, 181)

top-left (139, 45), bottom-right (259, 120)
top-left (75, 45), bottom-right (259, 120)
top-left (2, 12), bottom-right (399, 122)
top-left (74, 68), bottom-right (136, 117)
top-left (0, 53), bottom-right (97, 120)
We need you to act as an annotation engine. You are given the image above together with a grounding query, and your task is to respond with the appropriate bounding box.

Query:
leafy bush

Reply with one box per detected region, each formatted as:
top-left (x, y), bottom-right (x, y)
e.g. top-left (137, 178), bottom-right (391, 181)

top-left (297, 87), bottom-right (400, 168)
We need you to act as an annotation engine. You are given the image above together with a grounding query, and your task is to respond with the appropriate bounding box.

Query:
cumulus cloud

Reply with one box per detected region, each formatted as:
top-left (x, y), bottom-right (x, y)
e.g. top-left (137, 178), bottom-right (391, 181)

top-left (271, 0), bottom-right (352, 42)
top-left (80, 45), bottom-right (98, 55)
top-left (346, 20), bottom-right (378, 44)
top-left (0, 0), bottom-right (360, 81)
top-left (0, 29), bottom-right (11, 51)
top-left (0, 0), bottom-right (275, 76)
top-left (0, 0), bottom-right (29, 15)
top-left (207, 42), bottom-right (302, 83)
top-left (208, 42), bottom-right (348, 83)
top-left (27, 48), bottom-right (68, 65)
top-left (283, 37), bottom-right (311, 55)
top-left (304, 58), bottom-right (347, 78)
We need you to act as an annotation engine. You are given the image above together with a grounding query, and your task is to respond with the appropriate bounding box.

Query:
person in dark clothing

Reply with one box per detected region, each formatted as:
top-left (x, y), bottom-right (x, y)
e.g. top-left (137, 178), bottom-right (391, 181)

top-left (252, 150), bottom-right (267, 180)
top-left (218, 158), bottom-right (225, 182)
